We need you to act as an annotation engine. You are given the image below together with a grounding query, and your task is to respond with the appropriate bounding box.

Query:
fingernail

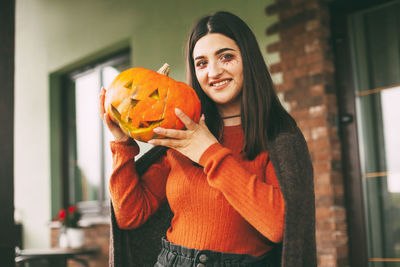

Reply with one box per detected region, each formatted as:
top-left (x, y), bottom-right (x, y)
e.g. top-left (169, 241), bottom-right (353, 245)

top-left (148, 140), bottom-right (155, 144)
top-left (175, 108), bottom-right (181, 114)
top-left (201, 114), bottom-right (205, 120)
top-left (153, 127), bottom-right (161, 132)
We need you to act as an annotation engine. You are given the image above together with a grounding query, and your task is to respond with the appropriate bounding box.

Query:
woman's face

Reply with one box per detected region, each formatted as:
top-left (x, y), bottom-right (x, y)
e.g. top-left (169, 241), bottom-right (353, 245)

top-left (193, 33), bottom-right (244, 108)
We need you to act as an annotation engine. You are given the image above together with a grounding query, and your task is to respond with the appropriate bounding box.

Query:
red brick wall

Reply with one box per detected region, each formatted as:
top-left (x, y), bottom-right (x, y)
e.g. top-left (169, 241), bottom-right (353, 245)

top-left (266, 1), bottom-right (349, 266)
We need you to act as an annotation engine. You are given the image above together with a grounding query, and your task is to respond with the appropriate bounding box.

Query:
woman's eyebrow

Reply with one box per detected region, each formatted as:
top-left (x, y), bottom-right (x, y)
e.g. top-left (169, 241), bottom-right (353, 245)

top-left (215, 47), bottom-right (235, 55)
top-left (194, 47), bottom-right (236, 61)
top-left (194, 55), bottom-right (205, 61)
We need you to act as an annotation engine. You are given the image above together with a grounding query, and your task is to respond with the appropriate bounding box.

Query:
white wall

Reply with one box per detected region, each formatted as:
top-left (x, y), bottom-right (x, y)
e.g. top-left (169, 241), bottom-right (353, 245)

top-left (14, 0), bottom-right (279, 248)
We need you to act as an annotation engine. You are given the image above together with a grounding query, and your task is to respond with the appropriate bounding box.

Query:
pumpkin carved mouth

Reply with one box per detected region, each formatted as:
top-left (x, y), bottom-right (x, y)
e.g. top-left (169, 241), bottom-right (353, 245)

top-left (110, 105), bottom-right (164, 134)
top-left (105, 63), bottom-right (201, 142)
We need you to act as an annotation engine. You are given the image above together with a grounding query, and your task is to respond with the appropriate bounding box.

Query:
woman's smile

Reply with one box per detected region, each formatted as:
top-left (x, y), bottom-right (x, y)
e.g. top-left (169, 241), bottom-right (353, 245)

top-left (209, 78), bottom-right (232, 89)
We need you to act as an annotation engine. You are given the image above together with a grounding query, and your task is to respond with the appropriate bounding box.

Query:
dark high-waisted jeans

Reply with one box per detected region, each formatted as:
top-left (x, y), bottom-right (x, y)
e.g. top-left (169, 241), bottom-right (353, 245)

top-left (154, 237), bottom-right (277, 267)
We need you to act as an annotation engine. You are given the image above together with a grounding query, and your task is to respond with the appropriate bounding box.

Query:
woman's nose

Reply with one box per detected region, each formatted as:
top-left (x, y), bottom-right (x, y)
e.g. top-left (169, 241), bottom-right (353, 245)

top-left (208, 61), bottom-right (223, 78)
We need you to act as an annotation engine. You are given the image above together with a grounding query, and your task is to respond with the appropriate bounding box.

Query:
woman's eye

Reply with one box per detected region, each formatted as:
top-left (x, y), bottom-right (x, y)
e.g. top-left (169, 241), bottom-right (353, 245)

top-left (196, 60), bottom-right (207, 68)
top-left (221, 54), bottom-right (234, 61)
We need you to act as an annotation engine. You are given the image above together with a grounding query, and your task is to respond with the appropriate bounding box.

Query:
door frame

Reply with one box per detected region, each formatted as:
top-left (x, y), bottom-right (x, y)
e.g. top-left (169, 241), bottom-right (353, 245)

top-left (0, 0), bottom-right (16, 265)
top-left (329, 0), bottom-right (396, 266)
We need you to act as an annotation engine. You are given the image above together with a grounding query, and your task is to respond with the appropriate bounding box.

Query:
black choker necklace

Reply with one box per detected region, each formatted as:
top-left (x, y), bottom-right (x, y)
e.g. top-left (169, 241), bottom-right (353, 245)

top-left (222, 114), bottom-right (241, 119)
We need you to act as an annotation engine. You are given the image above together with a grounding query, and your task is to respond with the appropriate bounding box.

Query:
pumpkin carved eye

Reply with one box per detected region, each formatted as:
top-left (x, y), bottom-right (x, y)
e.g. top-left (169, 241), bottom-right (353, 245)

top-left (125, 80), bottom-right (133, 89)
top-left (149, 89), bottom-right (160, 100)
top-left (130, 99), bottom-right (139, 108)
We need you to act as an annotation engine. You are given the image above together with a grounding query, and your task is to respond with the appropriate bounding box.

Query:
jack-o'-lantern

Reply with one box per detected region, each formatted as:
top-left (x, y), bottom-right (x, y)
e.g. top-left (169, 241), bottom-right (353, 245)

top-left (104, 63), bottom-right (201, 142)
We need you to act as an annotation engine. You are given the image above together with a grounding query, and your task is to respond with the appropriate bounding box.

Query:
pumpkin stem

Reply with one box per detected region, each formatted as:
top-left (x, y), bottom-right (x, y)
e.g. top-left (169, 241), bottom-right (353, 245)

top-left (157, 63), bottom-right (170, 76)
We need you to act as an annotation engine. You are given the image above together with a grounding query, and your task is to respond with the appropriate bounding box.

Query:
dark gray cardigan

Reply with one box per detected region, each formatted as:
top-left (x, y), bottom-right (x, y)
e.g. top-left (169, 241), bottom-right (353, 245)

top-left (109, 125), bottom-right (316, 267)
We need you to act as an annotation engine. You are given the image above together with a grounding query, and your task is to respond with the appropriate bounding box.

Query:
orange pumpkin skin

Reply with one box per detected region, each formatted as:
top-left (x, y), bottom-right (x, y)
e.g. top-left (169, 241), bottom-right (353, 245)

top-left (104, 66), bottom-right (201, 142)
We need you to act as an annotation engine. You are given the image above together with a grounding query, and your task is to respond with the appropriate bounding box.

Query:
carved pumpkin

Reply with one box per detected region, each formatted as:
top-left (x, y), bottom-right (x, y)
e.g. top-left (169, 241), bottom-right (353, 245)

top-left (104, 64), bottom-right (201, 142)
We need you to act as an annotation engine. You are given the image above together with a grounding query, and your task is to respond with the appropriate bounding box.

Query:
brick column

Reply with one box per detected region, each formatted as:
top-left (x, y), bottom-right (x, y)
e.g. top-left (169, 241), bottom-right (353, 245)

top-left (266, 1), bottom-right (349, 266)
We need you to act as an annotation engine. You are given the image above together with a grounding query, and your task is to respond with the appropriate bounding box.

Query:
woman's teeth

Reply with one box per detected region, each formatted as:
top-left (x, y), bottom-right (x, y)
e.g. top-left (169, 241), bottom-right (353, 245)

top-left (212, 80), bottom-right (229, 87)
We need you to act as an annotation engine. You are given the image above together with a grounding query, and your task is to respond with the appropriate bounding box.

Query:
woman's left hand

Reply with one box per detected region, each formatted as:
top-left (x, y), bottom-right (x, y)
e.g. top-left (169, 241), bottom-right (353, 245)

top-left (148, 108), bottom-right (218, 165)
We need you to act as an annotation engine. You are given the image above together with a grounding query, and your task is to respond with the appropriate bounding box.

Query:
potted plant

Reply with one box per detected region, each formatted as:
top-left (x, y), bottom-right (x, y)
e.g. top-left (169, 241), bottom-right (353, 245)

top-left (56, 205), bottom-right (84, 248)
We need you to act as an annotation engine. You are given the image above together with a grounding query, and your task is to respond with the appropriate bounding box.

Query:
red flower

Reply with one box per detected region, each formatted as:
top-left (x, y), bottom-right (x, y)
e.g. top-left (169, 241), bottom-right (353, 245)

top-left (58, 209), bottom-right (66, 221)
top-left (67, 205), bottom-right (77, 214)
top-left (56, 205), bottom-right (81, 228)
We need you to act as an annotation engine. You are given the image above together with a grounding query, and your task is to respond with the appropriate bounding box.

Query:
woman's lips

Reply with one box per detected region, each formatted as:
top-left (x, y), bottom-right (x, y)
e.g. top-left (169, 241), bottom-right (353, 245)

top-left (209, 79), bottom-right (232, 90)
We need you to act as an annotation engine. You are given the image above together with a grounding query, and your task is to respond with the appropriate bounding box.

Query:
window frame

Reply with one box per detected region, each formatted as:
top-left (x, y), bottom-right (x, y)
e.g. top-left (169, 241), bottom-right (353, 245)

top-left (50, 47), bottom-right (130, 220)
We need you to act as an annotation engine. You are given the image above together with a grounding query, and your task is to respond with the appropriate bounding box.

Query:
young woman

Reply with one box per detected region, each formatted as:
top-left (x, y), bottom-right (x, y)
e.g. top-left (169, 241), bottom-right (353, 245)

top-left (101, 11), bottom-right (316, 267)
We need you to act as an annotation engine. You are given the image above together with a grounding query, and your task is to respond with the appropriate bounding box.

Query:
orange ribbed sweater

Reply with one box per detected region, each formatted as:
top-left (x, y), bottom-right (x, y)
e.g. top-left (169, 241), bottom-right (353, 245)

top-left (109, 124), bottom-right (285, 257)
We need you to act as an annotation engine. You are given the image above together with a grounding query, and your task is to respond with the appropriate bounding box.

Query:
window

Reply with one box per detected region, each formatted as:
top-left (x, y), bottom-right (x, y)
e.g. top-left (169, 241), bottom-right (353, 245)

top-left (60, 51), bottom-right (131, 218)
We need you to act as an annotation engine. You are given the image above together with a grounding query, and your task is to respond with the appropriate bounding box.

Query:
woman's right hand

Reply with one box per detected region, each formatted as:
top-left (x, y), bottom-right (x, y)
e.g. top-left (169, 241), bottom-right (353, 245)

top-left (99, 87), bottom-right (130, 142)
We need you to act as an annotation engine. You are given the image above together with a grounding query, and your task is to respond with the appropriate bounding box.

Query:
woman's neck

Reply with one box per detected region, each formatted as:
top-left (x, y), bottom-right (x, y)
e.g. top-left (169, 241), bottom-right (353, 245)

top-left (218, 98), bottom-right (241, 126)
top-left (221, 115), bottom-right (241, 126)
top-left (220, 109), bottom-right (242, 126)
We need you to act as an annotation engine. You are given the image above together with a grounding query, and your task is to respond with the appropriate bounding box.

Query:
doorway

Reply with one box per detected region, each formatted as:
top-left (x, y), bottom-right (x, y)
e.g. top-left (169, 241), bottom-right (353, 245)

top-left (332, 0), bottom-right (400, 266)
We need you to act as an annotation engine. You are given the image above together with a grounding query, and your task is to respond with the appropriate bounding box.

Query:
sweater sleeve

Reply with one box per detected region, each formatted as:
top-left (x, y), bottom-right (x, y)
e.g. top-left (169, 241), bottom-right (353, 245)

top-left (199, 143), bottom-right (285, 243)
top-left (109, 140), bottom-right (170, 229)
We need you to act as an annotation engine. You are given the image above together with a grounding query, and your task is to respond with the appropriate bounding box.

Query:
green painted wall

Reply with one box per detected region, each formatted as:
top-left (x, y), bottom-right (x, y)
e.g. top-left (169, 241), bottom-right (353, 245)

top-left (15, 0), bottom-right (279, 248)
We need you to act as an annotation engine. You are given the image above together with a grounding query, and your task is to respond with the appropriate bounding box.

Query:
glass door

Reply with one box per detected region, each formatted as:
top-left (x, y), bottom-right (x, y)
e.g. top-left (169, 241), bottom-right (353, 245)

top-left (348, 1), bottom-right (400, 265)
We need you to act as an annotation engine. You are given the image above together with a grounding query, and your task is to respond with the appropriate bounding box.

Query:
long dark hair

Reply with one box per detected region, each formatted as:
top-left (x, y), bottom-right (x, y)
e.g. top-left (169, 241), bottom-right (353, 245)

top-left (186, 11), bottom-right (296, 159)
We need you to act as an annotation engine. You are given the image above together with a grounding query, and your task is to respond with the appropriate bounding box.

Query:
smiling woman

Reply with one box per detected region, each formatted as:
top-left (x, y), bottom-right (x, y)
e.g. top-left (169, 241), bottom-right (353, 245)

top-left (106, 11), bottom-right (316, 267)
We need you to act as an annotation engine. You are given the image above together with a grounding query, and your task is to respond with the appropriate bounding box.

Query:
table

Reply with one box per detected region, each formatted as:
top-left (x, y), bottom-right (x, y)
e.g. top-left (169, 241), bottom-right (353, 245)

top-left (15, 246), bottom-right (101, 267)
